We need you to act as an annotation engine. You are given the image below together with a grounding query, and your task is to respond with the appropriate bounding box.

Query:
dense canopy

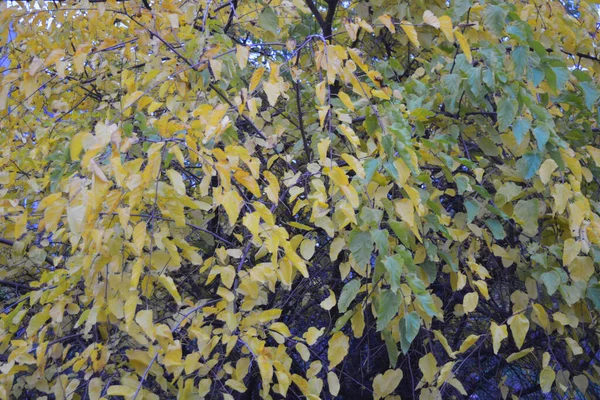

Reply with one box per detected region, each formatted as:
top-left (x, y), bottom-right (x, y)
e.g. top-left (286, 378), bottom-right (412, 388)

top-left (1, 0), bottom-right (600, 398)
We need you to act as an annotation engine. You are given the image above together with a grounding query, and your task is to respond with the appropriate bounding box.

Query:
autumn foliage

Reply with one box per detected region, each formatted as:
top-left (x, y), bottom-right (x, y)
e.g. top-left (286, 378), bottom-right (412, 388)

top-left (1, 0), bottom-right (600, 398)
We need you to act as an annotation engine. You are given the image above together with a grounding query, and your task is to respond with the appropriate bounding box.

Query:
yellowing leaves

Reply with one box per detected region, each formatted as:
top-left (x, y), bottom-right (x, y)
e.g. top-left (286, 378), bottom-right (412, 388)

top-left (400, 23), bottom-right (420, 48)
top-left (508, 313), bottom-right (529, 350)
top-left (462, 292), bottom-right (479, 314)
top-left (249, 67), bottom-right (265, 92)
top-left (562, 238), bottom-right (581, 266)
top-left (379, 14), bottom-right (395, 33)
top-left (327, 332), bottom-right (349, 370)
top-left (439, 16), bottom-right (454, 42)
top-left (320, 289), bottom-right (336, 310)
top-left (373, 369), bottom-right (403, 399)
top-left (236, 45), bottom-right (250, 70)
top-left (454, 30), bottom-right (472, 63)
top-left (423, 10), bottom-right (440, 29)
top-left (490, 322), bottom-right (508, 354)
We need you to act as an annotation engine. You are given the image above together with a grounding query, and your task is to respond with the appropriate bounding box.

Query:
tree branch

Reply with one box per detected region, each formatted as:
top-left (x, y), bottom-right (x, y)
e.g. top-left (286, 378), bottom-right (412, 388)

top-left (0, 237), bottom-right (55, 266)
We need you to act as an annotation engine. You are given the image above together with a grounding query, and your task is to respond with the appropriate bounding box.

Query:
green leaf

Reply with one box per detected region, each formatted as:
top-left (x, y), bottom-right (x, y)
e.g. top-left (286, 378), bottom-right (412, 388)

top-left (541, 270), bottom-right (561, 295)
top-left (532, 126), bottom-right (550, 151)
top-left (512, 117), bottom-right (531, 144)
top-left (399, 312), bottom-right (420, 354)
top-left (389, 220), bottom-right (414, 248)
top-left (497, 97), bottom-right (518, 132)
top-left (383, 255), bottom-right (404, 293)
top-left (545, 66), bottom-right (569, 92)
top-left (586, 283), bottom-right (600, 310)
top-left (516, 152), bottom-right (542, 180)
top-left (464, 199), bottom-right (480, 224)
top-left (377, 289), bottom-right (402, 331)
top-left (416, 293), bottom-right (439, 317)
top-left (513, 199), bottom-right (539, 237)
top-left (338, 279), bottom-right (361, 313)
top-left (483, 5), bottom-right (507, 36)
top-left (349, 230), bottom-right (374, 267)
top-left (580, 81), bottom-right (600, 110)
top-left (259, 7), bottom-right (279, 33)
top-left (485, 219), bottom-right (506, 240)
top-left (363, 158), bottom-right (381, 183)
top-left (360, 207), bottom-right (383, 227)
top-left (383, 329), bottom-right (399, 367)
top-left (372, 229), bottom-right (389, 255)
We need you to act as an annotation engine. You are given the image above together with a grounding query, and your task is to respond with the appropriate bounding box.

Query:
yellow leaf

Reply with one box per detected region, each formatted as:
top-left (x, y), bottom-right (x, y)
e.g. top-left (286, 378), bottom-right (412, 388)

top-left (236, 45), bottom-right (249, 69)
top-left (350, 305), bottom-right (365, 337)
top-left (401, 22), bottom-right (420, 47)
top-left (158, 275), bottom-right (182, 305)
top-left (198, 378), bottom-right (212, 397)
top-left (88, 378), bottom-right (103, 400)
top-left (373, 369), bottom-right (403, 399)
top-left (439, 16), bottom-right (454, 42)
top-left (562, 238), bottom-right (581, 266)
top-left (532, 304), bottom-right (549, 330)
top-left (135, 310), bottom-right (155, 341)
top-left (508, 313), bottom-right (529, 350)
top-left (433, 330), bottom-right (456, 359)
top-left (569, 256), bottom-right (594, 282)
top-left (263, 170), bottom-right (280, 204)
top-left (327, 332), bottom-right (349, 369)
top-left (586, 146), bottom-right (600, 167)
top-left (565, 337), bottom-right (583, 355)
top-left (315, 80), bottom-right (326, 105)
top-left (209, 58), bottom-right (223, 80)
top-left (70, 131), bottom-right (87, 161)
top-left (234, 170), bottom-right (262, 198)
top-left (462, 292), bottom-right (478, 314)
top-left (249, 67), bottom-right (265, 92)
top-left (300, 238), bottom-right (316, 260)
top-left (490, 322), bottom-right (508, 354)
top-left (423, 10), bottom-right (440, 29)
top-left (341, 154), bottom-right (366, 179)
top-left (506, 347), bottom-right (534, 363)
top-left (89, 159), bottom-right (109, 182)
top-left (130, 258), bottom-right (144, 289)
top-left (540, 366), bottom-right (555, 393)
top-left (338, 91), bottom-right (355, 111)
top-left (122, 90), bottom-right (144, 110)
top-left (107, 386), bottom-right (135, 397)
top-left (320, 289), bottom-right (336, 310)
top-left (457, 334), bottom-right (480, 354)
top-left (133, 221), bottom-right (147, 256)
top-left (454, 30), bottom-right (472, 63)
top-left (539, 159), bottom-right (558, 184)
top-left (14, 211), bottom-right (27, 239)
top-left (303, 327), bottom-right (325, 346)
top-left (226, 379), bottom-right (247, 393)
top-left (216, 188), bottom-right (243, 225)
top-left (166, 169), bottom-right (186, 196)
top-left (296, 343), bottom-right (310, 361)
top-left (263, 81), bottom-right (281, 106)
top-left (474, 280), bottom-right (490, 300)
top-left (318, 138), bottom-right (331, 164)
top-left (45, 49), bottom-right (66, 67)
top-left (418, 353), bottom-right (438, 384)
top-left (327, 372), bottom-right (340, 396)
top-left (218, 286), bottom-right (235, 302)
top-left (379, 14), bottom-right (396, 33)
top-left (338, 124), bottom-right (360, 147)
top-left (329, 237), bottom-right (345, 261)
top-left (124, 292), bottom-right (139, 327)
top-left (169, 145), bottom-right (185, 167)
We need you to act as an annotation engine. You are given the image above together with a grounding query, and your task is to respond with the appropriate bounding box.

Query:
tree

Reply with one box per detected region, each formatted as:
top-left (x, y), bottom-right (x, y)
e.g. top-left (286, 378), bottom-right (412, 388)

top-left (0, 0), bottom-right (599, 398)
